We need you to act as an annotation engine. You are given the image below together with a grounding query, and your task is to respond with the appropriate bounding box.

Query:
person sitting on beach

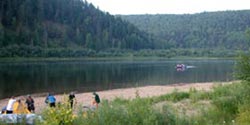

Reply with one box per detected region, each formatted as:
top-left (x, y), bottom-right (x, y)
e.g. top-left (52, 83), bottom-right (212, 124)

top-left (13, 99), bottom-right (30, 114)
top-left (92, 92), bottom-right (100, 108)
top-left (68, 92), bottom-right (76, 109)
top-left (6, 96), bottom-right (16, 114)
top-left (45, 93), bottom-right (56, 107)
top-left (25, 95), bottom-right (35, 113)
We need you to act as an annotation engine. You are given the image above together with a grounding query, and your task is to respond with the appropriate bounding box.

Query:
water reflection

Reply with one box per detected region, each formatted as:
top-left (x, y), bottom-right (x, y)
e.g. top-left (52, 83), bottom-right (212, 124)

top-left (0, 59), bottom-right (235, 99)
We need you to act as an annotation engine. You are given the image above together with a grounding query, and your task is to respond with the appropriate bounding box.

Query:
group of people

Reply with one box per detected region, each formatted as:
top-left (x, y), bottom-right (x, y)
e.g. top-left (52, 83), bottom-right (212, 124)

top-left (1, 95), bottom-right (35, 114)
top-left (45, 92), bottom-right (100, 109)
top-left (1, 92), bottom-right (101, 114)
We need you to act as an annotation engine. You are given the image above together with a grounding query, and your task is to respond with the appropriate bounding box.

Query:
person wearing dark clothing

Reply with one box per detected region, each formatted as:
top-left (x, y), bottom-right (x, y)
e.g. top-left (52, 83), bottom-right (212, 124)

top-left (92, 92), bottom-right (100, 108)
top-left (68, 92), bottom-right (75, 108)
top-left (45, 93), bottom-right (56, 107)
top-left (25, 95), bottom-right (35, 113)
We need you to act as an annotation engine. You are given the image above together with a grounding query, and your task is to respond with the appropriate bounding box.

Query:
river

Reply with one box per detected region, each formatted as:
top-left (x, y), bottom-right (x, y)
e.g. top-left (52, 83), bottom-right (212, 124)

top-left (0, 59), bottom-right (235, 99)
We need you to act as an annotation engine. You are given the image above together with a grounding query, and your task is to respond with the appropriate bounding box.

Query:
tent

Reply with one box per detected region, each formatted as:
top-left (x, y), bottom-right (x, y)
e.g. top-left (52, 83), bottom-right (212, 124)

top-left (13, 101), bottom-right (30, 114)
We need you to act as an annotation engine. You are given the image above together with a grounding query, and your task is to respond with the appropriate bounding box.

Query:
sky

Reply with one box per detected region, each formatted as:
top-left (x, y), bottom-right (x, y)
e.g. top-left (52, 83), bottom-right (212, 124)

top-left (87, 0), bottom-right (250, 15)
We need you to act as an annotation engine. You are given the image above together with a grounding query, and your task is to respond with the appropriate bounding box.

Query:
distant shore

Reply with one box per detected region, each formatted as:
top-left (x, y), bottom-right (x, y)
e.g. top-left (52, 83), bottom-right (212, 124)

top-left (0, 82), bottom-right (233, 114)
top-left (0, 56), bottom-right (235, 63)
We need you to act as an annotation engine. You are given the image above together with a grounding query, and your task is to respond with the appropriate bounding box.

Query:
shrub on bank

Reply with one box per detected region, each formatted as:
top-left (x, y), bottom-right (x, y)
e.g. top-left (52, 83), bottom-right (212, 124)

top-left (74, 98), bottom-right (173, 125)
top-left (41, 96), bottom-right (75, 125)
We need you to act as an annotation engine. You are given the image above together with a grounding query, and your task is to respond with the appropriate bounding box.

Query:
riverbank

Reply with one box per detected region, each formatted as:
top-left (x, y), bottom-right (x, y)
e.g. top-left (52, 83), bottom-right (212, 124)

top-left (0, 82), bottom-right (232, 114)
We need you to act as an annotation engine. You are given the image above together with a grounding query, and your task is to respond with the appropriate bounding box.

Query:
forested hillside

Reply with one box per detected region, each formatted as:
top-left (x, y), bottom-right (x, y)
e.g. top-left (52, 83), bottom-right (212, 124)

top-left (1, 0), bottom-right (249, 58)
top-left (0, 0), bottom-right (156, 57)
top-left (121, 10), bottom-right (250, 50)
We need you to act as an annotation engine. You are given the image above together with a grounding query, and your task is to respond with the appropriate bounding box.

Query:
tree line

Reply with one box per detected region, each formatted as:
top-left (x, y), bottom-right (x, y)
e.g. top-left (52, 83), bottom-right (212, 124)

top-left (0, 0), bottom-right (157, 57)
top-left (121, 10), bottom-right (250, 50)
top-left (0, 0), bottom-right (249, 58)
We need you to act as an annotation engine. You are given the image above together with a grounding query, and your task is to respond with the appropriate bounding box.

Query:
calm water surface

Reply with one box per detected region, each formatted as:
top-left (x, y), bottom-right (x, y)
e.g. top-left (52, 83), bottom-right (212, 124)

top-left (0, 59), bottom-right (235, 99)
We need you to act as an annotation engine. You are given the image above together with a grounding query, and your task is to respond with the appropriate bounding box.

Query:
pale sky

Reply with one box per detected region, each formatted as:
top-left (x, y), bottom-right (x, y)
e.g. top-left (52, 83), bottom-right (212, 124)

top-left (87, 0), bottom-right (250, 15)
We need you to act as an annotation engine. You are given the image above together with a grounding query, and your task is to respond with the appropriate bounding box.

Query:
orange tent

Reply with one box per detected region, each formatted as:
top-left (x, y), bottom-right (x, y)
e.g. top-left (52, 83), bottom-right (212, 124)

top-left (13, 101), bottom-right (30, 114)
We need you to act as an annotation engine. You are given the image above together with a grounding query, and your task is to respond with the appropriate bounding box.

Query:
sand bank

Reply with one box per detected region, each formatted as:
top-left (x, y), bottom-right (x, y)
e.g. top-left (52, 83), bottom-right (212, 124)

top-left (0, 82), bottom-right (230, 114)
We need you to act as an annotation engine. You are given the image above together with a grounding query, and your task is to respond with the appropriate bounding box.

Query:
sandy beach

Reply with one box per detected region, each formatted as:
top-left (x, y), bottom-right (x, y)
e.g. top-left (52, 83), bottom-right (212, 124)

top-left (0, 82), bottom-right (229, 114)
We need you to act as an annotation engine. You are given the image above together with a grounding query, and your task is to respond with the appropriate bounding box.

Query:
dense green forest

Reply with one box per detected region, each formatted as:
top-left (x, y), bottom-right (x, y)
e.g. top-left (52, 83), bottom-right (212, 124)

top-left (121, 10), bottom-right (250, 50)
top-left (0, 0), bottom-right (249, 58)
top-left (0, 0), bottom-right (157, 57)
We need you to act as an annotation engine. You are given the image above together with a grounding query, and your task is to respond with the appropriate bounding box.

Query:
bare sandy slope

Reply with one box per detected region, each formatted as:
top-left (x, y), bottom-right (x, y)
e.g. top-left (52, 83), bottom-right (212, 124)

top-left (0, 82), bottom-right (229, 114)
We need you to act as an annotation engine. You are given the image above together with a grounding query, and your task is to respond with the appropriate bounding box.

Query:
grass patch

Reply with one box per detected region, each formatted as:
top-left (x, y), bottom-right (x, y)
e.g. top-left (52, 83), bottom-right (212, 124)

top-left (152, 90), bottom-right (190, 103)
